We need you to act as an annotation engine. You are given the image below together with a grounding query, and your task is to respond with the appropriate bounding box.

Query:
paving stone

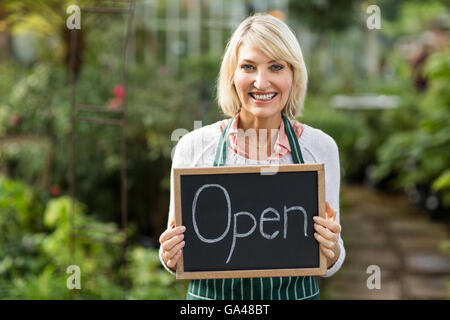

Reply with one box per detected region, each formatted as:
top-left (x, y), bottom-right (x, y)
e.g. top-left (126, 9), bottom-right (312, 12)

top-left (330, 263), bottom-right (397, 282)
top-left (388, 219), bottom-right (447, 238)
top-left (342, 220), bottom-right (379, 236)
top-left (403, 275), bottom-right (449, 299)
top-left (323, 279), bottom-right (402, 300)
top-left (405, 252), bottom-right (450, 275)
top-left (343, 232), bottom-right (389, 249)
top-left (340, 217), bottom-right (383, 247)
top-left (345, 248), bottom-right (402, 271)
top-left (393, 236), bottom-right (444, 253)
top-left (321, 184), bottom-right (450, 300)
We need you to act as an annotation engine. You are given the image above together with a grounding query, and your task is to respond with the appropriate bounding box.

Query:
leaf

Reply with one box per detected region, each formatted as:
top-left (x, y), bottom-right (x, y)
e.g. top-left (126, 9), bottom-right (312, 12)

top-left (432, 170), bottom-right (450, 192)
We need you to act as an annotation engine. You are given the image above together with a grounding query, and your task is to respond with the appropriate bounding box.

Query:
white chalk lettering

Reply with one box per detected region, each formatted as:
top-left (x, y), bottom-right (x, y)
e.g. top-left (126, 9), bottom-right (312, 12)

top-left (192, 184), bottom-right (231, 243)
top-left (191, 184), bottom-right (309, 264)
top-left (283, 205), bottom-right (308, 238)
top-left (259, 207), bottom-right (280, 240)
top-left (226, 211), bottom-right (257, 264)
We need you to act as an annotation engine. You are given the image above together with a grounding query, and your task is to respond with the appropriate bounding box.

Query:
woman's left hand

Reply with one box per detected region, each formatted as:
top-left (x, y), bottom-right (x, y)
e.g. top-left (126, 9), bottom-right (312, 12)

top-left (313, 201), bottom-right (342, 268)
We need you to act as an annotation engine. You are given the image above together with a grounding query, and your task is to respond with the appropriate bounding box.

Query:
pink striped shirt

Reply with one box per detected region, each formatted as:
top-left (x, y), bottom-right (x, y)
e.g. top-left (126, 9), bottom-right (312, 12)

top-left (219, 113), bottom-right (304, 161)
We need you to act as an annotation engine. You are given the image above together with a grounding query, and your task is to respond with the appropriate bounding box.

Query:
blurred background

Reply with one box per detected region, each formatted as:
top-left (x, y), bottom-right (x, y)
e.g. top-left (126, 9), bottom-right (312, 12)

top-left (0, 0), bottom-right (448, 299)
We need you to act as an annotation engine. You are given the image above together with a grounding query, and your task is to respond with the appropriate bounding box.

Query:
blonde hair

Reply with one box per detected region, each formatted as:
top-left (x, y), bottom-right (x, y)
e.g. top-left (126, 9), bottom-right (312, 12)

top-left (217, 13), bottom-right (308, 119)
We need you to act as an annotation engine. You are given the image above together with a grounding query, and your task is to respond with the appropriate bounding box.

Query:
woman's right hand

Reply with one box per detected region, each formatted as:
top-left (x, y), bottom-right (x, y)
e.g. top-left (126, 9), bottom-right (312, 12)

top-left (159, 225), bottom-right (186, 271)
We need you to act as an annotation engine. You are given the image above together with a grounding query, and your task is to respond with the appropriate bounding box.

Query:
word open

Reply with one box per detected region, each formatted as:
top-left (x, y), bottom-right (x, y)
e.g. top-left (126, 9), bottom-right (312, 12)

top-left (191, 184), bottom-right (309, 263)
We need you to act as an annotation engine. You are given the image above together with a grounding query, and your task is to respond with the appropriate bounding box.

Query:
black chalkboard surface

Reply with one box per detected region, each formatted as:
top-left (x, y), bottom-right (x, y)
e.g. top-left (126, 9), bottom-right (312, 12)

top-left (174, 164), bottom-right (327, 279)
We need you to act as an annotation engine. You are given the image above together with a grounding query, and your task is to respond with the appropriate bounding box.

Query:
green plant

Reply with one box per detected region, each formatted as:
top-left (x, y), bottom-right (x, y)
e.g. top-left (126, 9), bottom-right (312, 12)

top-left (127, 247), bottom-right (188, 299)
top-left (372, 49), bottom-right (450, 210)
top-left (0, 175), bottom-right (125, 299)
top-left (0, 175), bottom-right (46, 279)
top-left (0, 175), bottom-right (190, 299)
top-left (301, 95), bottom-right (374, 180)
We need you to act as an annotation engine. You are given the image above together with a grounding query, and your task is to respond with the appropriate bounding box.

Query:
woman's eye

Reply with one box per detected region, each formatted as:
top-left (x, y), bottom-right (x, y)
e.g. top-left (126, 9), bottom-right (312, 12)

top-left (241, 64), bottom-right (255, 71)
top-left (271, 64), bottom-right (284, 71)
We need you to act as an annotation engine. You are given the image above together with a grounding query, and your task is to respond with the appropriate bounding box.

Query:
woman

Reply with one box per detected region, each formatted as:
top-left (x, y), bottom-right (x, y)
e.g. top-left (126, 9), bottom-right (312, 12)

top-left (159, 13), bottom-right (345, 300)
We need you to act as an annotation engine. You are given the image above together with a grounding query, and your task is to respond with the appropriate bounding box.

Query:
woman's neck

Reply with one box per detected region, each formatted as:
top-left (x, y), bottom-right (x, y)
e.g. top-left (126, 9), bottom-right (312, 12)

top-left (238, 110), bottom-right (282, 132)
top-left (237, 110), bottom-right (282, 160)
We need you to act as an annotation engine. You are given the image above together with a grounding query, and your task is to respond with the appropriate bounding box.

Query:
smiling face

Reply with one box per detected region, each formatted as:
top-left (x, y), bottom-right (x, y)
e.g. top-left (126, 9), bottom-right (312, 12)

top-left (233, 43), bottom-right (293, 120)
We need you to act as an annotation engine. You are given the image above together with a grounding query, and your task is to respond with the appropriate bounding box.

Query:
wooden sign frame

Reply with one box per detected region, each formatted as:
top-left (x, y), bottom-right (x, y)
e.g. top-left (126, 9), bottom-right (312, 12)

top-left (174, 163), bottom-right (327, 280)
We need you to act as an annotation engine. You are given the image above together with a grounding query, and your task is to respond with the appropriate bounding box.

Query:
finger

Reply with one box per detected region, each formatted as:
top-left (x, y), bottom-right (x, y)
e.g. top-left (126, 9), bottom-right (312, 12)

top-left (313, 216), bottom-right (342, 234)
top-left (314, 223), bottom-right (338, 242)
top-left (167, 250), bottom-right (182, 269)
top-left (314, 232), bottom-right (335, 250)
top-left (160, 228), bottom-right (181, 247)
top-left (319, 244), bottom-right (335, 259)
top-left (325, 201), bottom-right (336, 222)
top-left (164, 240), bottom-right (185, 260)
top-left (161, 233), bottom-right (184, 252)
top-left (314, 216), bottom-right (341, 233)
top-left (159, 226), bottom-right (186, 244)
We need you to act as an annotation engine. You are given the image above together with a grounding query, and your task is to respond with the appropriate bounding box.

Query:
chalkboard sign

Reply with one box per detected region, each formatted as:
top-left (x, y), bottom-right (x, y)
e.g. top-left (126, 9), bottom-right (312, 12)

top-left (174, 164), bottom-right (327, 280)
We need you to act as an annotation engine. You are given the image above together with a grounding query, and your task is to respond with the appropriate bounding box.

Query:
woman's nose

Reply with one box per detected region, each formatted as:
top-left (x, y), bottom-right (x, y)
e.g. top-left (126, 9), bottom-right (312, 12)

top-left (253, 70), bottom-right (271, 90)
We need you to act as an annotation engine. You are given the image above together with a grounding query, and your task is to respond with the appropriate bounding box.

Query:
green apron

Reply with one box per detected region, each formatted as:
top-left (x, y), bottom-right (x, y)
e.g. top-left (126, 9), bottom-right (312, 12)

top-left (187, 114), bottom-right (319, 300)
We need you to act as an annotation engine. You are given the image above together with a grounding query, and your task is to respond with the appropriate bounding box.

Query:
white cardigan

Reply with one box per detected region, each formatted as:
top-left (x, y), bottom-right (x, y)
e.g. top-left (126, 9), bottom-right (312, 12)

top-left (160, 120), bottom-right (346, 278)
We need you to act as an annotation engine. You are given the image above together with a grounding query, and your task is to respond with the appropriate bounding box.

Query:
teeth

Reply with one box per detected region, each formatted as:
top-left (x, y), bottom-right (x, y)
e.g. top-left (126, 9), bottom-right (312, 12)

top-left (251, 93), bottom-right (276, 100)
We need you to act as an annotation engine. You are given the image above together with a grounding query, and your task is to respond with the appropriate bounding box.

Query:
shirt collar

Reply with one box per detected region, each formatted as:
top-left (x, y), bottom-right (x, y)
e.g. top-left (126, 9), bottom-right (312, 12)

top-left (225, 112), bottom-right (292, 160)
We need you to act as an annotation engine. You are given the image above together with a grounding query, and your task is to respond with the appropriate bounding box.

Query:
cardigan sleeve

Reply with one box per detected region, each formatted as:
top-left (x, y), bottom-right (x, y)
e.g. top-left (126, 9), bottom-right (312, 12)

top-left (317, 132), bottom-right (346, 278)
top-left (159, 133), bottom-right (194, 275)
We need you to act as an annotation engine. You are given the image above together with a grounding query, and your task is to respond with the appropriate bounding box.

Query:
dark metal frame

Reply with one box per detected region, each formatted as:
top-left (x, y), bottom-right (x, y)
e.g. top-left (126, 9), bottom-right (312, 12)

top-left (68, 0), bottom-right (135, 297)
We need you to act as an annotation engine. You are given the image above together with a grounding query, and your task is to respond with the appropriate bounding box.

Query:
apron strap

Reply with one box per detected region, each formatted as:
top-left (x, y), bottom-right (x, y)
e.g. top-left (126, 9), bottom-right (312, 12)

top-left (213, 117), bottom-right (234, 166)
top-left (282, 114), bottom-right (305, 164)
top-left (213, 114), bottom-right (305, 166)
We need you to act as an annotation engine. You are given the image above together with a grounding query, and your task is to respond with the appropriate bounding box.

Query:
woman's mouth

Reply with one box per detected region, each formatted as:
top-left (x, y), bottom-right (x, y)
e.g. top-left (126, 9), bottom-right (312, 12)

top-left (248, 92), bottom-right (278, 103)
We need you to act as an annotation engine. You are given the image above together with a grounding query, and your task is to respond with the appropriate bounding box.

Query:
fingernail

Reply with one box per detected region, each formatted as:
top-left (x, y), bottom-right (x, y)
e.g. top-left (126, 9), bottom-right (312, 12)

top-left (181, 226), bottom-right (186, 231)
top-left (313, 217), bottom-right (318, 221)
